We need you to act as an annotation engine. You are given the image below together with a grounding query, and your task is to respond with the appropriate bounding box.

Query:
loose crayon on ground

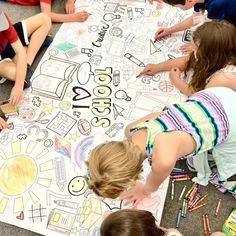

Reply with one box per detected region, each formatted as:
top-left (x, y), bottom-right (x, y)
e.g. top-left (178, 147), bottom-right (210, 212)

top-left (171, 179), bottom-right (175, 200)
top-left (174, 177), bottom-right (191, 181)
top-left (181, 199), bottom-right (188, 218)
top-left (215, 198), bottom-right (222, 216)
top-left (202, 214), bottom-right (208, 236)
top-left (185, 183), bottom-right (196, 199)
top-left (179, 185), bottom-right (187, 201)
top-left (189, 194), bottom-right (201, 208)
top-left (188, 185), bottom-right (198, 202)
top-left (181, 199), bottom-right (186, 217)
top-left (189, 203), bottom-right (207, 212)
top-left (194, 194), bottom-right (208, 207)
top-left (176, 208), bottom-right (182, 228)
top-left (173, 167), bottom-right (186, 171)
top-left (170, 174), bottom-right (191, 179)
top-left (183, 200), bottom-right (188, 218)
top-left (205, 214), bottom-right (212, 235)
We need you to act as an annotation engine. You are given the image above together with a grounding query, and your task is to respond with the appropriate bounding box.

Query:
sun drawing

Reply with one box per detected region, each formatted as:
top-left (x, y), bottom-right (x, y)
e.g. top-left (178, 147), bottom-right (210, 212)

top-left (0, 140), bottom-right (54, 214)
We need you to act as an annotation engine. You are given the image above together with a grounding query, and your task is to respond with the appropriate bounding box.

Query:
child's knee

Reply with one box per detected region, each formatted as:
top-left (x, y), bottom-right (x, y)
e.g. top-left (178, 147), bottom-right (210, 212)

top-left (37, 13), bottom-right (52, 29)
top-left (0, 60), bottom-right (16, 80)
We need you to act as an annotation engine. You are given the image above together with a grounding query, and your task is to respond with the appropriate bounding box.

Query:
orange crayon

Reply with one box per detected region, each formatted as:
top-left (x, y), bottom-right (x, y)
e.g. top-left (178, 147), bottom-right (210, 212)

top-left (205, 214), bottom-right (212, 234)
top-left (189, 202), bottom-right (207, 212)
top-left (194, 194), bottom-right (208, 207)
top-left (215, 198), bottom-right (222, 216)
top-left (202, 214), bottom-right (208, 236)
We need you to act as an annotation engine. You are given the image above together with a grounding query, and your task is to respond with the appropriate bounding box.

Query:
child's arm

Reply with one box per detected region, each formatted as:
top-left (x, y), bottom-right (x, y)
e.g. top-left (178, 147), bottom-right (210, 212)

top-left (10, 39), bottom-right (27, 105)
top-left (120, 140), bottom-right (176, 207)
top-left (169, 67), bottom-right (194, 96)
top-left (155, 15), bottom-right (194, 40)
top-left (40, 2), bottom-right (89, 23)
top-left (205, 72), bottom-right (236, 92)
top-left (137, 56), bottom-right (189, 77)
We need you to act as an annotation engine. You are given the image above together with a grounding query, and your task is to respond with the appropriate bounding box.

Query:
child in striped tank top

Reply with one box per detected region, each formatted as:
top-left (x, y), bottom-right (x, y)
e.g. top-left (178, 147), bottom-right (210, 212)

top-left (86, 87), bottom-right (236, 205)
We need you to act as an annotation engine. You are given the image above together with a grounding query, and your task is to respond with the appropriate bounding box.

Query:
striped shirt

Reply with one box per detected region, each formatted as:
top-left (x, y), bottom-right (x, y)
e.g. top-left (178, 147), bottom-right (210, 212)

top-left (130, 90), bottom-right (229, 163)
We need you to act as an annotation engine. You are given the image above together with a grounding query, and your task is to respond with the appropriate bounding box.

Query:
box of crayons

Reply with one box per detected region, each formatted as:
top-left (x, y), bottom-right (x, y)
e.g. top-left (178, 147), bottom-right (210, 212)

top-left (0, 100), bottom-right (18, 118)
top-left (222, 208), bottom-right (236, 236)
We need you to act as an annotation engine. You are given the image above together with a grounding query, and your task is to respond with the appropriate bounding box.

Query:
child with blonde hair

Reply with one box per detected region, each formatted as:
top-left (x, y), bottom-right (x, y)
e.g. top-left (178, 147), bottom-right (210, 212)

top-left (139, 20), bottom-right (236, 97)
top-left (87, 86), bottom-right (236, 205)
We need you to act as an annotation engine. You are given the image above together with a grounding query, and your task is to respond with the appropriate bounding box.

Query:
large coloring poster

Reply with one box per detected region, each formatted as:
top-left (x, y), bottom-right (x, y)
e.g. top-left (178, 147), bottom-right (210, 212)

top-left (0, 0), bottom-right (192, 235)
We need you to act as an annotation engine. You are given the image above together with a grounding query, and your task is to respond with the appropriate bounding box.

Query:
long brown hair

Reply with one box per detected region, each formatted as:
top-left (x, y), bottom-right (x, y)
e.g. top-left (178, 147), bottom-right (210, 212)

top-left (100, 209), bottom-right (165, 236)
top-left (185, 20), bottom-right (236, 92)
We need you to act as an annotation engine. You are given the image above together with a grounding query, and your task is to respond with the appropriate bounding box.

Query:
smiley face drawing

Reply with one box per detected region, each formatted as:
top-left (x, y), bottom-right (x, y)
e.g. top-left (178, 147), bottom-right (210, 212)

top-left (68, 176), bottom-right (88, 196)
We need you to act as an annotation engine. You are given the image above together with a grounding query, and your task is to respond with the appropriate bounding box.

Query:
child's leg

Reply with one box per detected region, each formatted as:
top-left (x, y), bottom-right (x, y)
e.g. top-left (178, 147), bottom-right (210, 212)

top-left (24, 13), bottom-right (51, 65)
top-left (0, 59), bottom-right (16, 81)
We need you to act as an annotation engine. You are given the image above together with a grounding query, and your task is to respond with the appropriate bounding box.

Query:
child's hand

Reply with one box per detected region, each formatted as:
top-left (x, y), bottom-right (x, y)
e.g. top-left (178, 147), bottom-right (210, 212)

top-left (169, 67), bottom-right (181, 84)
top-left (0, 117), bottom-right (8, 130)
top-left (9, 85), bottom-right (23, 106)
top-left (65, 0), bottom-right (75, 14)
top-left (137, 64), bottom-right (159, 77)
top-left (154, 28), bottom-right (170, 40)
top-left (180, 42), bottom-right (194, 54)
top-left (120, 182), bottom-right (150, 208)
top-left (74, 11), bottom-right (90, 22)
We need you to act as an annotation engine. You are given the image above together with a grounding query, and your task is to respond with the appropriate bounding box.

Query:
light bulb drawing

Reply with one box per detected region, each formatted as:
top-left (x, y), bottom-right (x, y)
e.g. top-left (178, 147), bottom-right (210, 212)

top-left (114, 90), bottom-right (131, 101)
top-left (103, 13), bottom-right (121, 21)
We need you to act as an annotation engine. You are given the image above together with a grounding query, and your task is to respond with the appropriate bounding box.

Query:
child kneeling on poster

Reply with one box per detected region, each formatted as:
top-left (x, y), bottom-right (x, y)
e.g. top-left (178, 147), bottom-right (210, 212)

top-left (86, 86), bottom-right (236, 205)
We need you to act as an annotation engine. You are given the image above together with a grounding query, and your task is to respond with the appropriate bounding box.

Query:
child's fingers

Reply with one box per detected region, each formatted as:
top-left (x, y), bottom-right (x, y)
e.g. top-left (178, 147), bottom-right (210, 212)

top-left (136, 69), bottom-right (149, 77)
top-left (123, 198), bottom-right (136, 206)
top-left (154, 29), bottom-right (164, 40)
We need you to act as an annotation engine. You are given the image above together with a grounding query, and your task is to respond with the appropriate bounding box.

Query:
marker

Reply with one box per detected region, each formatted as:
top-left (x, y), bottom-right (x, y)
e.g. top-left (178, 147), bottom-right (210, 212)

top-left (171, 179), bottom-right (175, 200)
top-left (176, 208), bottom-right (182, 228)
top-left (202, 214), bottom-right (208, 236)
top-left (215, 198), bottom-right (222, 216)
top-left (54, 200), bottom-right (79, 209)
top-left (189, 203), bottom-right (207, 212)
top-left (179, 185), bottom-right (187, 201)
top-left (205, 214), bottom-right (212, 235)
